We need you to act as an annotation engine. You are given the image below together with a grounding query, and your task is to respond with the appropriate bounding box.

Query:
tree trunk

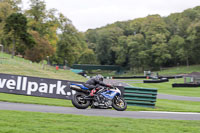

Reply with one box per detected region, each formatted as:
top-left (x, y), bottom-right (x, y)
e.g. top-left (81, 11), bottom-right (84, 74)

top-left (12, 38), bottom-right (15, 59)
top-left (186, 56), bottom-right (189, 68)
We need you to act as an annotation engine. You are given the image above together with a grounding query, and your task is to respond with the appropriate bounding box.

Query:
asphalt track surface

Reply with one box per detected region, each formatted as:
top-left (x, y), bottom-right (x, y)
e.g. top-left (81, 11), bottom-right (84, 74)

top-left (0, 102), bottom-right (200, 120)
top-left (1, 79), bottom-right (199, 120)
top-left (157, 93), bottom-right (200, 101)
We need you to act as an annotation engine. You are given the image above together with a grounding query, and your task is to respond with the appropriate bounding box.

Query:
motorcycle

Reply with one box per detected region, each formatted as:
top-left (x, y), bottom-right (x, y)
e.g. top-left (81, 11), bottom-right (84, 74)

top-left (70, 83), bottom-right (127, 111)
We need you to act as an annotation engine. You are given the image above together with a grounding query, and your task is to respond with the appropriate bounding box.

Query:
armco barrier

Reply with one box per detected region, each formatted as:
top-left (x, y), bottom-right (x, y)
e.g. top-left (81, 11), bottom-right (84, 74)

top-left (113, 75), bottom-right (183, 79)
top-left (113, 76), bottom-right (146, 79)
top-left (159, 75), bottom-right (183, 79)
top-left (172, 83), bottom-right (200, 87)
top-left (143, 78), bottom-right (169, 83)
top-left (123, 86), bottom-right (157, 108)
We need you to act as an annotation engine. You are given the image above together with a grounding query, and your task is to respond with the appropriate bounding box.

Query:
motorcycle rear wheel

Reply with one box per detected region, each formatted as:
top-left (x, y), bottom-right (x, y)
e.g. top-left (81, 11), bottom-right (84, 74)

top-left (71, 92), bottom-right (91, 109)
top-left (112, 96), bottom-right (127, 111)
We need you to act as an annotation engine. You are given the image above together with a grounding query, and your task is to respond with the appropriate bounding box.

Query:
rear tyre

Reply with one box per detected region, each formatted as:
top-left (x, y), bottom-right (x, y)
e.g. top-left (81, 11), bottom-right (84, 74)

top-left (112, 96), bottom-right (127, 111)
top-left (71, 92), bottom-right (91, 109)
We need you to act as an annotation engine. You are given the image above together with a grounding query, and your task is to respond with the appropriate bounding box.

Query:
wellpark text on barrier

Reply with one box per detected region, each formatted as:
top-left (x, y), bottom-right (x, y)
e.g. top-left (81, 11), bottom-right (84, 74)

top-left (0, 73), bottom-right (83, 99)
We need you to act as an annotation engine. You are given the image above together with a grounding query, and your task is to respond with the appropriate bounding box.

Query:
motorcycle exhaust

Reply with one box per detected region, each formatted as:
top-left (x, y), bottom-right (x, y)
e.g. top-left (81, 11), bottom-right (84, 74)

top-left (70, 85), bottom-right (88, 93)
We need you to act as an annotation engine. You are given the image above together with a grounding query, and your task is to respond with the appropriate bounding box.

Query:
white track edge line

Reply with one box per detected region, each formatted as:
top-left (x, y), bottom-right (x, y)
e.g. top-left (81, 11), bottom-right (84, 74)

top-left (139, 111), bottom-right (200, 115)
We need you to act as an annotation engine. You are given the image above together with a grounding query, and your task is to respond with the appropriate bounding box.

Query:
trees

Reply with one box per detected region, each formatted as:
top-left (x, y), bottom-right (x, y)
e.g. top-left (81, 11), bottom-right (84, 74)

top-left (0, 0), bottom-right (94, 65)
top-left (85, 6), bottom-right (200, 72)
top-left (0, 0), bottom-right (22, 12)
top-left (115, 36), bottom-right (128, 67)
top-left (26, 0), bottom-right (47, 35)
top-left (85, 14), bottom-right (173, 71)
top-left (151, 43), bottom-right (171, 69)
top-left (96, 27), bottom-right (123, 65)
top-left (24, 0), bottom-right (59, 62)
top-left (1, 0), bottom-right (200, 71)
top-left (26, 0), bottom-right (59, 46)
top-left (127, 34), bottom-right (148, 70)
top-left (25, 31), bottom-right (53, 62)
top-left (4, 13), bottom-right (34, 58)
top-left (0, 1), bottom-right (14, 48)
top-left (54, 15), bottom-right (89, 66)
top-left (168, 35), bottom-right (185, 66)
top-left (25, 0), bottom-right (90, 64)
top-left (186, 21), bottom-right (200, 65)
top-left (78, 49), bottom-right (97, 64)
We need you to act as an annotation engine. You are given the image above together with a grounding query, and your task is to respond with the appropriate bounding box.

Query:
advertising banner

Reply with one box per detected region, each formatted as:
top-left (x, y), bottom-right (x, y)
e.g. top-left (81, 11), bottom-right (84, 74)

top-left (0, 73), bottom-right (83, 100)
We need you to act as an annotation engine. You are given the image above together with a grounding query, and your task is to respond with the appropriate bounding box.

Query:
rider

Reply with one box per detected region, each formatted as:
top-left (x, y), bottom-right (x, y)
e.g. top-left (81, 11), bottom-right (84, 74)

top-left (84, 74), bottom-right (112, 97)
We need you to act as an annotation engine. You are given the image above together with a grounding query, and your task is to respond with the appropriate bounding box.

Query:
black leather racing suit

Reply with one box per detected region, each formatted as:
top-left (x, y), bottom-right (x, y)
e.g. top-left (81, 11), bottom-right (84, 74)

top-left (84, 77), bottom-right (108, 90)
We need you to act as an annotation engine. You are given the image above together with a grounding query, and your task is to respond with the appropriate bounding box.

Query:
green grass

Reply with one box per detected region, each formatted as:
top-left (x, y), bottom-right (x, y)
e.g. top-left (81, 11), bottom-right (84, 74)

top-left (0, 53), bottom-right (86, 81)
top-left (0, 93), bottom-right (74, 107)
top-left (1, 93), bottom-right (200, 112)
top-left (86, 64), bottom-right (200, 77)
top-left (158, 65), bottom-right (200, 75)
top-left (0, 53), bottom-right (200, 112)
top-left (125, 78), bottom-right (200, 97)
top-left (0, 110), bottom-right (199, 133)
top-left (127, 99), bottom-right (200, 112)
top-left (1, 53), bottom-right (200, 133)
top-left (106, 64), bottom-right (200, 77)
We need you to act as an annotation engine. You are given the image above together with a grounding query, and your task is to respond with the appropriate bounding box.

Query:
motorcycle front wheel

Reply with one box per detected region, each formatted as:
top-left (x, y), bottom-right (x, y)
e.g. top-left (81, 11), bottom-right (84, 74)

top-left (112, 96), bottom-right (127, 111)
top-left (71, 92), bottom-right (91, 109)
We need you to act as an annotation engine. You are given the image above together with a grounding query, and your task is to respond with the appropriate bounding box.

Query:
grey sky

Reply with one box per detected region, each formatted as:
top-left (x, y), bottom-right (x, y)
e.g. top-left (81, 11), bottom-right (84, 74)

top-left (22, 0), bottom-right (200, 32)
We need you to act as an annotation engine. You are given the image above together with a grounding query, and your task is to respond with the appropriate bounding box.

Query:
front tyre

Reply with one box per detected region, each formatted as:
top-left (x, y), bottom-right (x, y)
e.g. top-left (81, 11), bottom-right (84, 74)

top-left (71, 92), bottom-right (90, 109)
top-left (112, 96), bottom-right (127, 111)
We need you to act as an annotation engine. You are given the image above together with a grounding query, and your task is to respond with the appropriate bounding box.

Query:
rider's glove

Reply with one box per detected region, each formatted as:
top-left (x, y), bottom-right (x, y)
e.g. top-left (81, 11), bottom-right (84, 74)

top-left (96, 87), bottom-right (100, 90)
top-left (106, 84), bottom-right (113, 88)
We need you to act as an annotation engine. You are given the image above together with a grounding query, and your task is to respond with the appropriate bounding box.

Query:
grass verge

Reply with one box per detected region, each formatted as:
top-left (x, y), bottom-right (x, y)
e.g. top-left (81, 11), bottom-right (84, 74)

top-left (0, 53), bottom-right (86, 82)
top-left (0, 53), bottom-right (200, 112)
top-left (125, 78), bottom-right (200, 97)
top-left (127, 99), bottom-right (200, 112)
top-left (0, 110), bottom-right (200, 133)
top-left (1, 93), bottom-right (200, 112)
top-left (158, 65), bottom-right (200, 75)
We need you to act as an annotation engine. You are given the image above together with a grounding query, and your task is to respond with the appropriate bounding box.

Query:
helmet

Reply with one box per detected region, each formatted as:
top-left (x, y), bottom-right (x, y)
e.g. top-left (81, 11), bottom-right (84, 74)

top-left (96, 74), bottom-right (104, 81)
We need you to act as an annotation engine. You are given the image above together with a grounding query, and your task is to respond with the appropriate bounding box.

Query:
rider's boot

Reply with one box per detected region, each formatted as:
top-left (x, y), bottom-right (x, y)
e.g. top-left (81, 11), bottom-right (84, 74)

top-left (90, 89), bottom-right (97, 96)
top-left (84, 89), bottom-right (96, 99)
